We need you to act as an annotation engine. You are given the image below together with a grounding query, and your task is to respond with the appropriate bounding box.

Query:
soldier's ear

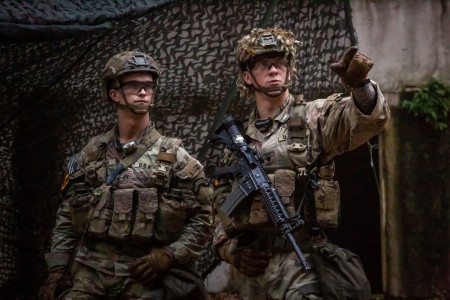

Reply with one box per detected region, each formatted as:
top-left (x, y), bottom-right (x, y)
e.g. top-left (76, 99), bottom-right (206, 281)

top-left (109, 89), bottom-right (120, 103)
top-left (243, 71), bottom-right (253, 85)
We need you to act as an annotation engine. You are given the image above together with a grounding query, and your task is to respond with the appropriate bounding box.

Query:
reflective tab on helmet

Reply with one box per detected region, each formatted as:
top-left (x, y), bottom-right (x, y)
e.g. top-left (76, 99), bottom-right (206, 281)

top-left (259, 33), bottom-right (279, 47)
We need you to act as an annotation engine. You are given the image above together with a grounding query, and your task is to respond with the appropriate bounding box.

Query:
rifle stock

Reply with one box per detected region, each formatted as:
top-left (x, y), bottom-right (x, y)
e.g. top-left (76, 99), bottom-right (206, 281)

top-left (210, 116), bottom-right (311, 271)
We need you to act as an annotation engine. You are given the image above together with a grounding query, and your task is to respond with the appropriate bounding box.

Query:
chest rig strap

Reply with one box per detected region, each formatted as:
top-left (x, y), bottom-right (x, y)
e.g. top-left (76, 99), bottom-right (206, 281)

top-left (288, 94), bottom-right (308, 143)
top-left (155, 136), bottom-right (182, 189)
top-left (288, 94), bottom-right (310, 177)
top-left (103, 126), bottom-right (161, 185)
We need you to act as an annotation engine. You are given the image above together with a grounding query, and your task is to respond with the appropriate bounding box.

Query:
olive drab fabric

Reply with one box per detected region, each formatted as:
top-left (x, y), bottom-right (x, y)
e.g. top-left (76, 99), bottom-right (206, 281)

top-left (288, 95), bottom-right (341, 229)
top-left (312, 242), bottom-right (371, 300)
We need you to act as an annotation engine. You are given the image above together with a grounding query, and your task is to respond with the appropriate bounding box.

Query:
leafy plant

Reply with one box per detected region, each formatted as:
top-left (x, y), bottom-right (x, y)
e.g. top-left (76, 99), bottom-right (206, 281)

top-left (402, 78), bottom-right (450, 130)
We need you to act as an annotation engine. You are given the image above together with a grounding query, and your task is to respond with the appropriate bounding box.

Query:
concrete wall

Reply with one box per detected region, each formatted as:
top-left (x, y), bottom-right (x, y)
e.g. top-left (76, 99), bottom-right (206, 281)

top-left (353, 1), bottom-right (450, 298)
top-left (352, 0), bottom-right (450, 93)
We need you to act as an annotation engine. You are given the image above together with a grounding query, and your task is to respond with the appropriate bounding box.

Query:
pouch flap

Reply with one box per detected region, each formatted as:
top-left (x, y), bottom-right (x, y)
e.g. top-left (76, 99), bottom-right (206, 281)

top-left (137, 188), bottom-right (158, 214)
top-left (274, 169), bottom-right (296, 198)
top-left (112, 189), bottom-right (133, 215)
top-left (92, 186), bottom-right (113, 217)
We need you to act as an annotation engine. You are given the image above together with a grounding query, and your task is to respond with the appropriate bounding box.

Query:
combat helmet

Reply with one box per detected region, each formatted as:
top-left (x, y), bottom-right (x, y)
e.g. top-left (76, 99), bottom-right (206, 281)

top-left (236, 27), bottom-right (301, 95)
top-left (101, 51), bottom-right (161, 102)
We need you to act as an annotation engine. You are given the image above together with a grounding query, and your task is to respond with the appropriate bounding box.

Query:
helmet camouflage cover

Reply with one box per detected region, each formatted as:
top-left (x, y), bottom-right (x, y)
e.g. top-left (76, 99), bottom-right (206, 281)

top-left (236, 27), bottom-right (301, 95)
top-left (101, 51), bottom-right (161, 102)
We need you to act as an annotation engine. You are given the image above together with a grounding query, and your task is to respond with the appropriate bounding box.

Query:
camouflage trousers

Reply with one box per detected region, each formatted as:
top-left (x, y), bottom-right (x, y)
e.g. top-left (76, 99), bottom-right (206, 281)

top-left (232, 252), bottom-right (322, 300)
top-left (62, 261), bottom-right (164, 300)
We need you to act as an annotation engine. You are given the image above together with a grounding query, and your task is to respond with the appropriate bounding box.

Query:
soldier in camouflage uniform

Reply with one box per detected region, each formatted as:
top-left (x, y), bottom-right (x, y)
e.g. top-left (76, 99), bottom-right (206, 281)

top-left (39, 51), bottom-right (213, 300)
top-left (212, 27), bottom-right (390, 299)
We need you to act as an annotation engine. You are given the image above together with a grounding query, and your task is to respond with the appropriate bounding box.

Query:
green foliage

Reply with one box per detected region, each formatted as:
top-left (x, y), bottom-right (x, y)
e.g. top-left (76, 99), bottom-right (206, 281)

top-left (402, 78), bottom-right (450, 130)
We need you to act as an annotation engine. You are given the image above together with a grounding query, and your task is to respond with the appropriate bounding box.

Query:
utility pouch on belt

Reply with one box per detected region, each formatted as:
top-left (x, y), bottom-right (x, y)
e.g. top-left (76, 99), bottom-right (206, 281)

top-left (108, 188), bottom-right (134, 240)
top-left (154, 188), bottom-right (187, 242)
top-left (88, 186), bottom-right (113, 239)
top-left (313, 162), bottom-right (340, 229)
top-left (132, 188), bottom-right (158, 242)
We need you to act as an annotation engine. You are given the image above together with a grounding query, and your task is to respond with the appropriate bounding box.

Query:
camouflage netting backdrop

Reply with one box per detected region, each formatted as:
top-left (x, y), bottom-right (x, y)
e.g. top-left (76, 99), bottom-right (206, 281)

top-left (0, 0), bottom-right (356, 297)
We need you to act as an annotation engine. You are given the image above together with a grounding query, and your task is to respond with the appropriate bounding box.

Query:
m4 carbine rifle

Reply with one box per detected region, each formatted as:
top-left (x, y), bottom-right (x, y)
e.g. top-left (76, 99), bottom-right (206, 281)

top-left (210, 116), bottom-right (311, 271)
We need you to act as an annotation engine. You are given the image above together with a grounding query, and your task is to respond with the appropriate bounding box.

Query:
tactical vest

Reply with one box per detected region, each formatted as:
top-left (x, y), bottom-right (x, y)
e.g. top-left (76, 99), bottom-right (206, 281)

top-left (288, 94), bottom-right (341, 230)
top-left (67, 128), bottom-right (189, 245)
top-left (223, 95), bottom-right (341, 235)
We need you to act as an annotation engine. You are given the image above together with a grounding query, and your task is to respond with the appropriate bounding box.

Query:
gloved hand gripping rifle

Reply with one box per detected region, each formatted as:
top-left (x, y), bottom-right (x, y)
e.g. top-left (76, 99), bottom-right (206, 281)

top-left (210, 116), bottom-right (311, 271)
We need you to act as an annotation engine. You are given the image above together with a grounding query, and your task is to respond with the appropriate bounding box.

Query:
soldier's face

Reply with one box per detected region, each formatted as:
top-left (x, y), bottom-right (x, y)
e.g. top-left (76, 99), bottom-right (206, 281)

top-left (243, 55), bottom-right (289, 94)
top-left (110, 72), bottom-right (155, 113)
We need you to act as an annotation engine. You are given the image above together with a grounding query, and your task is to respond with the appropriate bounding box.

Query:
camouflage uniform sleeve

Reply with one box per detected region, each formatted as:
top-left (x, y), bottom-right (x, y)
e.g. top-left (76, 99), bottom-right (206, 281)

top-left (165, 146), bottom-right (213, 264)
top-left (211, 148), bottom-right (235, 246)
top-left (307, 81), bottom-right (391, 162)
top-left (44, 153), bottom-right (86, 270)
top-left (44, 196), bottom-right (78, 269)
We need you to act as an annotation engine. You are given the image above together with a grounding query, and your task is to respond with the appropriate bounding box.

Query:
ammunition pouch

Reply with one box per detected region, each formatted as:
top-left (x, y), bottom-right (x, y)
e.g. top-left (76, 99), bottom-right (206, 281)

top-left (88, 186), bottom-right (114, 239)
top-left (307, 162), bottom-right (341, 229)
top-left (108, 188), bottom-right (135, 241)
top-left (85, 186), bottom-right (188, 244)
top-left (314, 178), bottom-right (340, 229)
top-left (248, 169), bottom-right (297, 227)
top-left (154, 189), bottom-right (188, 243)
top-left (133, 188), bottom-right (159, 242)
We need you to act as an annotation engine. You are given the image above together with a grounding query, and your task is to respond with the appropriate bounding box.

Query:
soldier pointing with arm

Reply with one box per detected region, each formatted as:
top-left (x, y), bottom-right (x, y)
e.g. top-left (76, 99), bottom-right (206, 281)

top-left (212, 27), bottom-right (390, 299)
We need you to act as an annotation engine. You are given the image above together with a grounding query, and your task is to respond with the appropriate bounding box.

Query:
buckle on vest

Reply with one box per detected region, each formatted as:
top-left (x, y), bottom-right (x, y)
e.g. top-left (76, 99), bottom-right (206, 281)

top-left (154, 165), bottom-right (167, 185)
top-left (287, 143), bottom-right (307, 152)
top-left (297, 167), bottom-right (308, 177)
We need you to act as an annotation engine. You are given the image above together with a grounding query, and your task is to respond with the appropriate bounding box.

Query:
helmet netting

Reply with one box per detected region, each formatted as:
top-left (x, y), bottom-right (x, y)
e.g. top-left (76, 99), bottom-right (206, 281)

top-left (236, 27), bottom-right (301, 98)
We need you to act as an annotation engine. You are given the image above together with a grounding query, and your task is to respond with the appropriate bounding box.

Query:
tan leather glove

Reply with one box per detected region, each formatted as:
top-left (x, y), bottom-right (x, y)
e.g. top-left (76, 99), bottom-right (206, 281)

top-left (330, 46), bottom-right (374, 89)
top-left (129, 247), bottom-right (176, 285)
top-left (217, 239), bottom-right (271, 277)
top-left (38, 266), bottom-right (66, 300)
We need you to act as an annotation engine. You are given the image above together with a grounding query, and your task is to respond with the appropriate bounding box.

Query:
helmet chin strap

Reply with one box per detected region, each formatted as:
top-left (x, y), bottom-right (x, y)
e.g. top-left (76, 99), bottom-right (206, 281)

top-left (117, 89), bottom-right (153, 115)
top-left (249, 69), bottom-right (291, 97)
top-left (253, 85), bottom-right (286, 97)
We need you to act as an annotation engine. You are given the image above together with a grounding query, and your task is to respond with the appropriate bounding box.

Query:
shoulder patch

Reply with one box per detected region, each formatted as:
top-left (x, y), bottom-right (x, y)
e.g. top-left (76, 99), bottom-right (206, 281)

top-left (60, 174), bottom-right (70, 192)
top-left (66, 154), bottom-right (79, 175)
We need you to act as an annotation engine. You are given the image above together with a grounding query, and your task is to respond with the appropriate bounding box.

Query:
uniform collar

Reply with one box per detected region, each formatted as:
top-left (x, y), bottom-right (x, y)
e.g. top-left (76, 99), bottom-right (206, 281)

top-left (246, 94), bottom-right (295, 141)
